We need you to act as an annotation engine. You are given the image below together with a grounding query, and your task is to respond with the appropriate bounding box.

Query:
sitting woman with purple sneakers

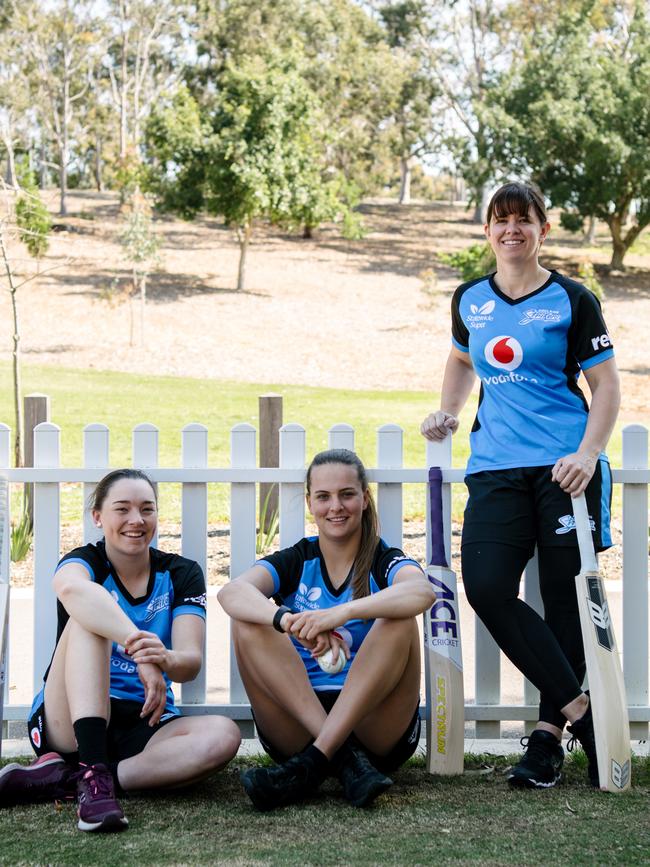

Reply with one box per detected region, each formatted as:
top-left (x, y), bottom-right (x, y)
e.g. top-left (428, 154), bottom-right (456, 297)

top-left (219, 448), bottom-right (436, 811)
top-left (0, 469), bottom-right (240, 832)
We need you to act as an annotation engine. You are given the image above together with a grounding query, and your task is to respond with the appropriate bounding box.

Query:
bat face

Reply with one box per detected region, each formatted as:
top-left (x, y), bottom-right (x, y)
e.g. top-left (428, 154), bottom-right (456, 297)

top-left (424, 563), bottom-right (464, 775)
top-left (575, 569), bottom-right (631, 792)
top-left (425, 565), bottom-right (462, 670)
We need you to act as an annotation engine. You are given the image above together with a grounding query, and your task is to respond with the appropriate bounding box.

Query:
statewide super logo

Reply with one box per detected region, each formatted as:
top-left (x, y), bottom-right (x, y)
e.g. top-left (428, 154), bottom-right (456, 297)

top-left (484, 335), bottom-right (523, 372)
top-left (468, 300), bottom-right (495, 329)
top-left (586, 576), bottom-right (614, 652)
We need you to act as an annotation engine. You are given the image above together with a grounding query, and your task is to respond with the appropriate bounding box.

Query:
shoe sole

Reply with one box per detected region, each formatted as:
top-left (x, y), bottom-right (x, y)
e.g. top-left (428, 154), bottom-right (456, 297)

top-left (78, 814), bottom-right (129, 832)
top-left (347, 777), bottom-right (393, 808)
top-left (507, 772), bottom-right (561, 790)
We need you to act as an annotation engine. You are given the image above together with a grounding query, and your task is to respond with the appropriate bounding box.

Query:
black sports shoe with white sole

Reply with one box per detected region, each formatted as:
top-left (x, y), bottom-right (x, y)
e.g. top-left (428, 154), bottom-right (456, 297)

top-left (508, 730), bottom-right (564, 789)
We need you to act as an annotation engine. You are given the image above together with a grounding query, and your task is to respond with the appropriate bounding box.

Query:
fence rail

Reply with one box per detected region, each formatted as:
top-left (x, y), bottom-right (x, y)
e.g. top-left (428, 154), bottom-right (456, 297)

top-left (1, 420), bottom-right (648, 741)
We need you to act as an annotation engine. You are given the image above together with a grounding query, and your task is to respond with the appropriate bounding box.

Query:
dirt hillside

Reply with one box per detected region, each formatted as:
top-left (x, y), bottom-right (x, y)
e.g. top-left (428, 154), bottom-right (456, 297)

top-left (2, 190), bottom-right (649, 422)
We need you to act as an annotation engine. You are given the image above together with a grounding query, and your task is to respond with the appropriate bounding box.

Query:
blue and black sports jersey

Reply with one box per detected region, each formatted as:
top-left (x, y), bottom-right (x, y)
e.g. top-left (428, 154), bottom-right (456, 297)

top-left (451, 271), bottom-right (614, 474)
top-left (30, 541), bottom-right (206, 719)
top-left (257, 537), bottom-right (421, 691)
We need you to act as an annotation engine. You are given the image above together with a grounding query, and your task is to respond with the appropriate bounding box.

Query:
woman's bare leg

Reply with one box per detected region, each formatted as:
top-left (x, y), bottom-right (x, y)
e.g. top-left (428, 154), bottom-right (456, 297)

top-left (232, 619), bottom-right (327, 756)
top-left (117, 715), bottom-right (241, 791)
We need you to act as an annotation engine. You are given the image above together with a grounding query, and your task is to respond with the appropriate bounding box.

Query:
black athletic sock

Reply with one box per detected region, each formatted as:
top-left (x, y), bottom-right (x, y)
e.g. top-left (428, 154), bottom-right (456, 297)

top-left (73, 717), bottom-right (108, 767)
top-left (300, 744), bottom-right (330, 782)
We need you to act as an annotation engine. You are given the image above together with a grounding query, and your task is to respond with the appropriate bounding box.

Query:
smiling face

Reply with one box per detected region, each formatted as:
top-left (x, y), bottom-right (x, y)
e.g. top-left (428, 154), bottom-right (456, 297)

top-left (306, 462), bottom-right (369, 543)
top-left (485, 205), bottom-right (550, 268)
top-left (92, 477), bottom-right (157, 558)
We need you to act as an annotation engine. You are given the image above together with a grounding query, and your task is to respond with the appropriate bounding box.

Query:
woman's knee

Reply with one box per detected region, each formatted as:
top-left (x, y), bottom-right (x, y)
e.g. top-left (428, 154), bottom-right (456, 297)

top-left (202, 717), bottom-right (241, 767)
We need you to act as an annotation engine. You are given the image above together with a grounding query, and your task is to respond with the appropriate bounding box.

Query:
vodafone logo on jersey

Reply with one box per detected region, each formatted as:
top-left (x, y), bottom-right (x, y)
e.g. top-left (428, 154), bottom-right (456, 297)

top-left (484, 335), bottom-right (523, 372)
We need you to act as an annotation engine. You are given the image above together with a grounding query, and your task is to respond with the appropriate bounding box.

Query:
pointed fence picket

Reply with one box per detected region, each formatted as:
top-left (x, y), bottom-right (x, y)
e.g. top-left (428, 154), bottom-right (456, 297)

top-left (0, 420), bottom-right (648, 745)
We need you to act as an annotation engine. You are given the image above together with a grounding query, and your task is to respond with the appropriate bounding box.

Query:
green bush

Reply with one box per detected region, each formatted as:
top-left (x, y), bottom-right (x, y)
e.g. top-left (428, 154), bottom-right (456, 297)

top-left (577, 261), bottom-right (605, 301)
top-left (438, 242), bottom-right (496, 282)
top-left (560, 210), bottom-right (585, 234)
top-left (11, 507), bottom-right (32, 562)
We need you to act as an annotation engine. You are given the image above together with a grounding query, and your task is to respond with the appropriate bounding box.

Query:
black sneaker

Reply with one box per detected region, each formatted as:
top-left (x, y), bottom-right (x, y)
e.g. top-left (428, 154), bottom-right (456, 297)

top-left (507, 730), bottom-right (564, 789)
top-left (567, 696), bottom-right (599, 787)
top-left (241, 747), bottom-right (328, 812)
top-left (337, 743), bottom-right (393, 807)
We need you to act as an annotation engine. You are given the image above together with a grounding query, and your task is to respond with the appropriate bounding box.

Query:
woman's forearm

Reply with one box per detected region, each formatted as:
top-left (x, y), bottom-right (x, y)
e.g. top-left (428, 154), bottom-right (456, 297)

top-left (217, 581), bottom-right (282, 626)
top-left (578, 371), bottom-right (620, 459)
top-left (343, 578), bottom-right (435, 622)
top-left (440, 351), bottom-right (476, 416)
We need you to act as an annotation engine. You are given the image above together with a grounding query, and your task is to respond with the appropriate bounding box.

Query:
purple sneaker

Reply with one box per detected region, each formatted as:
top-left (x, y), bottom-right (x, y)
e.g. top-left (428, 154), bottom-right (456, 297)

top-left (76, 764), bottom-right (128, 832)
top-left (0, 752), bottom-right (74, 806)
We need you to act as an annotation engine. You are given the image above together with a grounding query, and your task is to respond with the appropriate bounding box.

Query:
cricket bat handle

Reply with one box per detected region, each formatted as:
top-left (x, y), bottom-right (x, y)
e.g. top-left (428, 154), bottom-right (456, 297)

top-left (572, 493), bottom-right (598, 573)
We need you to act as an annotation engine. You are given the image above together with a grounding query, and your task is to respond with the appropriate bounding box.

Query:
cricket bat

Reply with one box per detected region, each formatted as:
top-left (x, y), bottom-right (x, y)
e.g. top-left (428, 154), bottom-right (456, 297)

top-left (572, 492), bottom-right (631, 792)
top-left (0, 473), bottom-right (10, 756)
top-left (423, 466), bottom-right (464, 775)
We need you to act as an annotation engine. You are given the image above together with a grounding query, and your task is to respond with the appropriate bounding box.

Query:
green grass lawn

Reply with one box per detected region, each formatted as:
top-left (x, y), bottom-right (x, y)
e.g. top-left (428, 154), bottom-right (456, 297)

top-left (0, 753), bottom-right (648, 866)
top-left (0, 361), bottom-right (633, 524)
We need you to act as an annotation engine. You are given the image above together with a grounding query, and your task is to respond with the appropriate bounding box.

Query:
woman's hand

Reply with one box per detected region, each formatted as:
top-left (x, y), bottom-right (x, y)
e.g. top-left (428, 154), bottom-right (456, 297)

top-left (125, 630), bottom-right (170, 670)
top-left (551, 452), bottom-right (597, 497)
top-left (287, 607), bottom-right (349, 644)
top-left (137, 662), bottom-right (167, 726)
top-left (420, 411), bottom-right (459, 441)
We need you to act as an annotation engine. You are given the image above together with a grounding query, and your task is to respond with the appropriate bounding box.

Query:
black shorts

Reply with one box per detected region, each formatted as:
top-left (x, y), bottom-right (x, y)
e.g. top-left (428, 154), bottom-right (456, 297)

top-left (462, 459), bottom-right (612, 552)
top-left (253, 690), bottom-right (421, 774)
top-left (28, 697), bottom-right (179, 764)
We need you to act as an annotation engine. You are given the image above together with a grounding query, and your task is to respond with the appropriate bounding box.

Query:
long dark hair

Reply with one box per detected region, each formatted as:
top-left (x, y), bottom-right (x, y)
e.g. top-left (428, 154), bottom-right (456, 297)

top-left (88, 468), bottom-right (157, 512)
top-left (306, 449), bottom-right (379, 600)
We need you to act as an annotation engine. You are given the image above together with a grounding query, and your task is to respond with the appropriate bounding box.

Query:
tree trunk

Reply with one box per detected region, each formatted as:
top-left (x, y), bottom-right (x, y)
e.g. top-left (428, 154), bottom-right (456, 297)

top-left (39, 138), bottom-right (48, 190)
top-left (236, 223), bottom-right (252, 291)
top-left (303, 224), bottom-right (314, 239)
top-left (585, 215), bottom-right (596, 245)
top-left (94, 134), bottom-right (104, 191)
top-left (139, 272), bottom-right (146, 345)
top-left (399, 156), bottom-right (413, 205)
top-left (0, 227), bottom-right (23, 466)
top-left (473, 183), bottom-right (491, 224)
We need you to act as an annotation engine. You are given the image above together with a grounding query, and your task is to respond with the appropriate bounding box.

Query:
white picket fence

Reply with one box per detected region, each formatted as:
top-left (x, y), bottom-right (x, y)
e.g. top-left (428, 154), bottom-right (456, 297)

top-left (0, 420), bottom-right (648, 740)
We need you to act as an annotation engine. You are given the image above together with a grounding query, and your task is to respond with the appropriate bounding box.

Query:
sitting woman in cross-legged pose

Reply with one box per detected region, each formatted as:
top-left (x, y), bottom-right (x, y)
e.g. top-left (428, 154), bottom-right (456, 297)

top-left (218, 448), bottom-right (435, 811)
top-left (0, 469), bottom-right (241, 832)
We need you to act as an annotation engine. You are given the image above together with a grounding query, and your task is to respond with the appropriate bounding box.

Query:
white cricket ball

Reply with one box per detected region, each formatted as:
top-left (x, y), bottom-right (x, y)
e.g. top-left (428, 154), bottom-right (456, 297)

top-left (317, 646), bottom-right (347, 675)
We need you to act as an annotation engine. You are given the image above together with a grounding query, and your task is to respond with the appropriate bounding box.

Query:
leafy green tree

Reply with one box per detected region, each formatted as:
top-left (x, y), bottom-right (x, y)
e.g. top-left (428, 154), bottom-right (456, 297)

top-left (118, 190), bottom-right (160, 344)
top-left (378, 1), bottom-right (441, 204)
top-left (148, 56), bottom-right (341, 289)
top-left (490, 2), bottom-right (650, 269)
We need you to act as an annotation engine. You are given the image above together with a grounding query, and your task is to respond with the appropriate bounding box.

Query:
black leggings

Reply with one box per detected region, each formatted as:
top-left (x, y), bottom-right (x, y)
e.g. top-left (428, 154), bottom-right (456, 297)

top-left (462, 542), bottom-right (585, 729)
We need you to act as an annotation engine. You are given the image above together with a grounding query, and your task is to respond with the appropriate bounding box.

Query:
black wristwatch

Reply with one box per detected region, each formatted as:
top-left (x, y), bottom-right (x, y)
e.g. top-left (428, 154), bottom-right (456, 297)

top-left (272, 605), bottom-right (293, 633)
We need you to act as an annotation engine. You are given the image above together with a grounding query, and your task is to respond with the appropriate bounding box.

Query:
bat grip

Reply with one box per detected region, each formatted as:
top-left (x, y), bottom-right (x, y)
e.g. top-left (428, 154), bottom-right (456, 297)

top-left (572, 493), bottom-right (598, 573)
top-left (428, 467), bottom-right (448, 568)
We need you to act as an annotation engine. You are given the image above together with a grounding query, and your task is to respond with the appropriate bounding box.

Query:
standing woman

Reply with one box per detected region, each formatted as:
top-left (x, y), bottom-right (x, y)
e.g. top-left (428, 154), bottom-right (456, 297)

top-left (421, 181), bottom-right (620, 788)
top-left (218, 448), bottom-right (435, 811)
top-left (0, 469), bottom-right (241, 831)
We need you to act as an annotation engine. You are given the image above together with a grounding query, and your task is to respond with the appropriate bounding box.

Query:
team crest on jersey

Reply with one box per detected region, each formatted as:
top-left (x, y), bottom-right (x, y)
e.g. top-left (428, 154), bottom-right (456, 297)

top-left (518, 308), bottom-right (561, 325)
top-left (145, 592), bottom-right (170, 622)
